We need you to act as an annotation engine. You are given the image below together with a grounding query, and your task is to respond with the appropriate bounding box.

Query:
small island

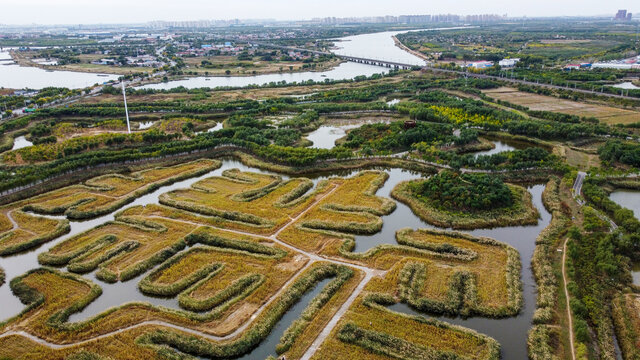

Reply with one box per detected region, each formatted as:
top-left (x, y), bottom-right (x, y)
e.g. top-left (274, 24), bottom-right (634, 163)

top-left (391, 170), bottom-right (539, 229)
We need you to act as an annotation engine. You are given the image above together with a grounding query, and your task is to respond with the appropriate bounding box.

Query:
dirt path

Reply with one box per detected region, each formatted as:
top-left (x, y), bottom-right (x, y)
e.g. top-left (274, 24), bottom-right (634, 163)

top-left (300, 270), bottom-right (381, 360)
top-left (562, 237), bottom-right (577, 360)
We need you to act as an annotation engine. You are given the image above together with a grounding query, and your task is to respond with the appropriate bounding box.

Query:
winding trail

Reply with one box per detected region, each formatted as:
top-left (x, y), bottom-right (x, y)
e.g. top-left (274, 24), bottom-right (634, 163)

top-left (562, 237), bottom-right (577, 360)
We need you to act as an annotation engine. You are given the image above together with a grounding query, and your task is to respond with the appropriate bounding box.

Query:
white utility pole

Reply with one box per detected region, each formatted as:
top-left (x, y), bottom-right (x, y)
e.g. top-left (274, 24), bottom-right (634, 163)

top-left (121, 81), bottom-right (131, 134)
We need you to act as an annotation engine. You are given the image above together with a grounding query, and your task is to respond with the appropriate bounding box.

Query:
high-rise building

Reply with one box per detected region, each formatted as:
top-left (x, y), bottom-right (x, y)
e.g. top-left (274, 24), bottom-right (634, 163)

top-left (615, 9), bottom-right (629, 21)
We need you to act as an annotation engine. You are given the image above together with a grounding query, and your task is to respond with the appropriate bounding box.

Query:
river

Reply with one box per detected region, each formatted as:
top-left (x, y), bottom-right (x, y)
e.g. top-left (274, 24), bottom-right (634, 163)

top-left (137, 27), bottom-right (458, 91)
top-left (0, 50), bottom-right (118, 90)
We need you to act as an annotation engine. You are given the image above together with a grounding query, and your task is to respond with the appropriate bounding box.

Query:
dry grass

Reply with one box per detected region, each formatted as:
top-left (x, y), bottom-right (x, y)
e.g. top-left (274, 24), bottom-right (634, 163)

top-left (19, 159), bottom-right (219, 218)
top-left (564, 146), bottom-right (601, 170)
top-left (0, 160), bottom-right (218, 255)
top-left (181, 55), bottom-right (341, 76)
top-left (612, 294), bottom-right (640, 359)
top-left (310, 273), bottom-right (500, 360)
top-left (160, 170), bottom-right (323, 234)
top-left (0, 210), bottom-right (69, 255)
top-left (483, 87), bottom-right (640, 125)
top-left (0, 164), bottom-right (525, 359)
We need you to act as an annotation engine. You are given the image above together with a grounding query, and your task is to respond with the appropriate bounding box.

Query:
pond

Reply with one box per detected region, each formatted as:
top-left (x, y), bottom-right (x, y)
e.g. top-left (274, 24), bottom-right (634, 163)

top-left (137, 121), bottom-right (156, 130)
top-left (11, 135), bottom-right (33, 150)
top-left (305, 124), bottom-right (359, 149)
top-left (612, 82), bottom-right (640, 90)
top-left (0, 162), bottom-right (549, 358)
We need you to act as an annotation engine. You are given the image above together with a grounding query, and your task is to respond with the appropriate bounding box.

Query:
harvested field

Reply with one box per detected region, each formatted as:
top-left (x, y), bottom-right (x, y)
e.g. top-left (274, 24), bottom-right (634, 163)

top-left (483, 87), bottom-right (640, 124)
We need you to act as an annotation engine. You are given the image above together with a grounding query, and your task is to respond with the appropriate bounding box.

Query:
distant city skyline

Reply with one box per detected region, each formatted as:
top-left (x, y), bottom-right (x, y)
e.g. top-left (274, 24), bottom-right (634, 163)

top-left (0, 0), bottom-right (638, 25)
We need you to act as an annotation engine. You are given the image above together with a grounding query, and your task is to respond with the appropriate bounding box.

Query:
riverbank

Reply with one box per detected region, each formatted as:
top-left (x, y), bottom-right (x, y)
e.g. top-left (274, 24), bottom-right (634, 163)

top-left (392, 35), bottom-right (431, 62)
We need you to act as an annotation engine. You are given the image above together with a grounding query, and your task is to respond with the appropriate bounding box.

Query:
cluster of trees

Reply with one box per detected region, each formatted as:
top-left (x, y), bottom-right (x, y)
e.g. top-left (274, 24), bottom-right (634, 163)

top-left (598, 140), bottom-right (640, 168)
top-left (0, 87), bottom-right (80, 112)
top-left (413, 142), bottom-right (557, 171)
top-left (573, 179), bottom-right (640, 357)
top-left (410, 170), bottom-right (513, 212)
top-left (342, 121), bottom-right (465, 153)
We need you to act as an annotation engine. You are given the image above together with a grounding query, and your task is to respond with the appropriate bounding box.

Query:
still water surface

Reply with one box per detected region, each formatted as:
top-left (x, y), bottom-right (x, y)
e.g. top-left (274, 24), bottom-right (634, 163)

top-left (609, 190), bottom-right (640, 285)
top-left (0, 51), bottom-right (118, 89)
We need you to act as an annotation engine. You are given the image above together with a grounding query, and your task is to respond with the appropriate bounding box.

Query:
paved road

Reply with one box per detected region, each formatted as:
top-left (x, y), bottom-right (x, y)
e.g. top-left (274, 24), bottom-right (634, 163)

top-left (572, 171), bottom-right (586, 200)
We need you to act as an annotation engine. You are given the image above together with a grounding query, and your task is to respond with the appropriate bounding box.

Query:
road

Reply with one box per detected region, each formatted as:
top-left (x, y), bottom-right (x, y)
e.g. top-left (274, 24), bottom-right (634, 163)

top-left (260, 43), bottom-right (640, 102)
top-left (572, 171), bottom-right (586, 201)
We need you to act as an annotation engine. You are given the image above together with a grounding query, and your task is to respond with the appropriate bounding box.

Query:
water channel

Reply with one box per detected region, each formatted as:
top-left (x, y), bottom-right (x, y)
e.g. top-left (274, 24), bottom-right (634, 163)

top-left (609, 189), bottom-right (640, 285)
top-left (138, 62), bottom-right (389, 90)
top-left (0, 157), bottom-right (550, 359)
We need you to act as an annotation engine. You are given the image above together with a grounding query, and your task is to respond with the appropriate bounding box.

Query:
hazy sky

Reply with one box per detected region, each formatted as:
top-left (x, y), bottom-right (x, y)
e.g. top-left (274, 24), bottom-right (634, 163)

top-left (0, 0), bottom-right (638, 25)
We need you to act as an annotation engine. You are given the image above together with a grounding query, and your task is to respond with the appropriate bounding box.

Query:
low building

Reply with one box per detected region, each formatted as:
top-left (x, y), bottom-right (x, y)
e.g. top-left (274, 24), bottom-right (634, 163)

top-left (591, 63), bottom-right (633, 70)
top-left (91, 58), bottom-right (117, 65)
top-left (498, 58), bottom-right (520, 68)
top-left (564, 64), bottom-right (580, 70)
top-left (468, 61), bottom-right (494, 69)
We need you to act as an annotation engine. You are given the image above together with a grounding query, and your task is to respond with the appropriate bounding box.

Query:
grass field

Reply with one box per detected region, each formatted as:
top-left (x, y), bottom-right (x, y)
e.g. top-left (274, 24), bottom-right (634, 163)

top-left (159, 169), bottom-right (323, 234)
top-left (0, 262), bottom-right (358, 360)
top-left (483, 87), bottom-right (640, 125)
top-left (181, 55), bottom-right (341, 76)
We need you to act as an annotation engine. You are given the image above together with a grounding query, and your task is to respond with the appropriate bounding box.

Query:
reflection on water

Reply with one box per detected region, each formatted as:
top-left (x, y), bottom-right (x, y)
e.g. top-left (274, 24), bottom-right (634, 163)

top-left (632, 263), bottom-right (640, 287)
top-left (11, 135), bottom-right (33, 150)
top-left (470, 137), bottom-right (535, 159)
top-left (612, 82), bottom-right (640, 90)
top-left (610, 190), bottom-right (640, 220)
top-left (331, 26), bottom-right (472, 66)
top-left (237, 278), bottom-right (331, 360)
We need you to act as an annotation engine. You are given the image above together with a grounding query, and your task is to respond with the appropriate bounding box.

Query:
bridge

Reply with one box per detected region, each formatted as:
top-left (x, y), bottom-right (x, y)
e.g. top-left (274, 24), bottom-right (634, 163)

top-left (255, 43), bottom-right (417, 69)
top-left (335, 55), bottom-right (416, 69)
top-left (257, 42), bottom-right (640, 101)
